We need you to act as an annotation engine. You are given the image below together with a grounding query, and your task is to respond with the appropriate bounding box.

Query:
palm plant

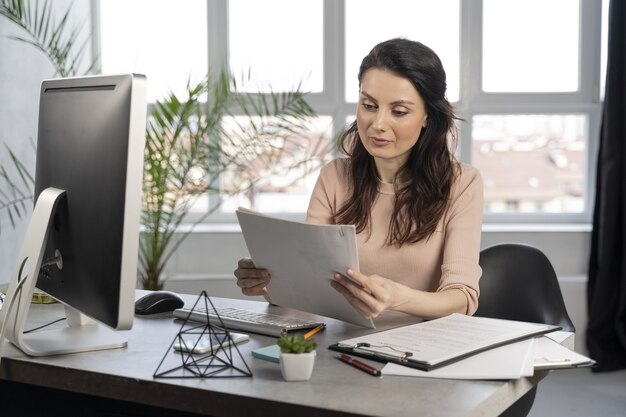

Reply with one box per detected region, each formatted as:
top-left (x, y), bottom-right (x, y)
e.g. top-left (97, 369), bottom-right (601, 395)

top-left (140, 73), bottom-right (322, 290)
top-left (1, 0), bottom-right (328, 290)
top-left (0, 0), bottom-right (94, 76)
top-left (0, 0), bottom-right (90, 231)
top-left (0, 141), bottom-right (34, 233)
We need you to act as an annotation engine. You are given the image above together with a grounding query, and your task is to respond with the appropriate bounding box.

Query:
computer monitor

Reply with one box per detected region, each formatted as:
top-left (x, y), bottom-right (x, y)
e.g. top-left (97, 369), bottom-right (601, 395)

top-left (0, 74), bottom-right (147, 356)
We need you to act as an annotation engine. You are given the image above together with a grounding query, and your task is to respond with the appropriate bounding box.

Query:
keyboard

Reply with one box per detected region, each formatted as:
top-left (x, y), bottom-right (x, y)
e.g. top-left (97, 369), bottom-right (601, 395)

top-left (173, 306), bottom-right (324, 338)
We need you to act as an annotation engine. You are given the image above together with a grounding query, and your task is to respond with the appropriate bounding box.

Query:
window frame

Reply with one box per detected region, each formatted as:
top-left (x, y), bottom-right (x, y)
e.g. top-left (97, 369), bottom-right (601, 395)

top-left (458, 0), bottom-right (602, 224)
top-left (97, 0), bottom-right (604, 225)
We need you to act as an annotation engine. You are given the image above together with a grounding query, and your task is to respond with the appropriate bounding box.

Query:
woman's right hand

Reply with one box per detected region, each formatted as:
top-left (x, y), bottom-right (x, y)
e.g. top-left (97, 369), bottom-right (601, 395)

top-left (234, 257), bottom-right (271, 297)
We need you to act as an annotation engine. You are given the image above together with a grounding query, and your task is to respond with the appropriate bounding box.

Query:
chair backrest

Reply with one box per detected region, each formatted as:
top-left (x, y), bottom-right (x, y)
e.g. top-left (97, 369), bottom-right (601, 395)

top-left (475, 243), bottom-right (575, 332)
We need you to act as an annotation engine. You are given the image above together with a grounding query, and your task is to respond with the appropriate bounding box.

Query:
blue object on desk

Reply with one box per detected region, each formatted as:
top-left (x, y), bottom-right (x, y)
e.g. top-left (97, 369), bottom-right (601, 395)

top-left (252, 344), bottom-right (281, 363)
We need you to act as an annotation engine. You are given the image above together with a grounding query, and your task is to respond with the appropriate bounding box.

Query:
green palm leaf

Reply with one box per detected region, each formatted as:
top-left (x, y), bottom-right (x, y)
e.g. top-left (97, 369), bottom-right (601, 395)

top-left (0, 0), bottom-right (94, 76)
top-left (0, 0), bottom-right (94, 233)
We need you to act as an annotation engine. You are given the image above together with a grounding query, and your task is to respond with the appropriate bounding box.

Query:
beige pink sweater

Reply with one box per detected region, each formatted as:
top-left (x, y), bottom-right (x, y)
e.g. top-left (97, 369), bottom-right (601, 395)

top-left (306, 158), bottom-right (483, 315)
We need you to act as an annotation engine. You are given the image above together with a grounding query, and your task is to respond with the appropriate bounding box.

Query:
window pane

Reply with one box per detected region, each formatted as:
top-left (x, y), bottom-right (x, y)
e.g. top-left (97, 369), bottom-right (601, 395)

top-left (345, 0), bottom-right (460, 102)
top-left (473, 115), bottom-right (586, 214)
top-left (482, 0), bottom-right (580, 92)
top-left (210, 117), bottom-right (333, 214)
top-left (229, 0), bottom-right (323, 93)
top-left (100, 0), bottom-right (207, 102)
top-left (601, 0), bottom-right (609, 100)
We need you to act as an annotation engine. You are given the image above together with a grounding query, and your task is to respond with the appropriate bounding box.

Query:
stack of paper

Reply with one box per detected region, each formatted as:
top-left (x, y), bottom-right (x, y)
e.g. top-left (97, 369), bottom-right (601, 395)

top-left (331, 314), bottom-right (595, 379)
top-left (381, 334), bottom-right (594, 379)
top-left (533, 335), bottom-right (595, 370)
top-left (382, 338), bottom-right (536, 379)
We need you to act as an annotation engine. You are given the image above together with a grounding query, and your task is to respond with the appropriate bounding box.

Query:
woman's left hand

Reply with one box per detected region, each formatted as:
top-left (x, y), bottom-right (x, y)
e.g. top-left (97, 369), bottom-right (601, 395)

top-left (330, 269), bottom-right (404, 319)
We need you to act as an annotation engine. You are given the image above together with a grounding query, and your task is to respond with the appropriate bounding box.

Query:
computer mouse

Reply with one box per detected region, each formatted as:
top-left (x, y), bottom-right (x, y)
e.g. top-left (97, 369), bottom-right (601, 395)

top-left (135, 291), bottom-right (185, 315)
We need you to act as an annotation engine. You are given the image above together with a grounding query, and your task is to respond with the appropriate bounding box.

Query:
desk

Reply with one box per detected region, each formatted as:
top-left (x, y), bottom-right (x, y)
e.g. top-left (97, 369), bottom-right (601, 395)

top-left (0, 292), bottom-right (549, 417)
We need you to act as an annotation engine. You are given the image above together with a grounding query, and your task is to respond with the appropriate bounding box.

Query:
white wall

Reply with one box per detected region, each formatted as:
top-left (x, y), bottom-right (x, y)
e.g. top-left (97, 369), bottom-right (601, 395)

top-left (0, 0), bottom-right (94, 284)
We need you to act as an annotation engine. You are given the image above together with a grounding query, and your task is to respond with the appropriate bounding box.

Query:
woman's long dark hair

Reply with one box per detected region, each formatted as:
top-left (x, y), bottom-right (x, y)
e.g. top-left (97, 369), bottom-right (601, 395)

top-left (336, 38), bottom-right (460, 246)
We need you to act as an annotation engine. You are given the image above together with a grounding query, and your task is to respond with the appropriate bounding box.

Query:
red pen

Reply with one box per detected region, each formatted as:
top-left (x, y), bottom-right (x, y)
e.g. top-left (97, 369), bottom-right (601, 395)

top-left (337, 354), bottom-right (382, 377)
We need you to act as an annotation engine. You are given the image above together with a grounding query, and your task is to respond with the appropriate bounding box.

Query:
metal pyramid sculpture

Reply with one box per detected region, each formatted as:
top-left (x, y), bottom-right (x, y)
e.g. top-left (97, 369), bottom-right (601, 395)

top-left (154, 291), bottom-right (252, 379)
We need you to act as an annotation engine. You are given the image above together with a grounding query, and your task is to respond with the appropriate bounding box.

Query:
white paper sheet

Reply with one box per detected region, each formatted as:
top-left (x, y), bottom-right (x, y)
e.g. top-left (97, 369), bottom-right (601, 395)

top-left (534, 336), bottom-right (595, 369)
top-left (382, 338), bottom-right (536, 380)
top-left (236, 208), bottom-right (374, 328)
top-left (544, 330), bottom-right (573, 344)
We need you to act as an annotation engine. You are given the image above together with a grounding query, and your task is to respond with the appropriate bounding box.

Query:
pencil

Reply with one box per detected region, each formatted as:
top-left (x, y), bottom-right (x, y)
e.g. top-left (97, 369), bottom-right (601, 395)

top-left (303, 324), bottom-right (326, 340)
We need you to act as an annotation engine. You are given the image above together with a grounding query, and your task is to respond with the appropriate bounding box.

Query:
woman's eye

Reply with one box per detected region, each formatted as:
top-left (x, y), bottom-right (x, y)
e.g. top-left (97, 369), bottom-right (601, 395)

top-left (362, 103), bottom-right (376, 111)
top-left (392, 109), bottom-right (408, 116)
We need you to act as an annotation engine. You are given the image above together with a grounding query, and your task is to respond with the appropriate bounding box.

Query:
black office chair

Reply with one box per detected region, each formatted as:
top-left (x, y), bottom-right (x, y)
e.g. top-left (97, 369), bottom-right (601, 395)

top-left (476, 243), bottom-right (575, 417)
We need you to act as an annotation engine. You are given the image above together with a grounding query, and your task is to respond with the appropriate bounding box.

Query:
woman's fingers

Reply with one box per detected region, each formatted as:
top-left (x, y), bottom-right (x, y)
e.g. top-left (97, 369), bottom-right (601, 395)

top-left (241, 282), bottom-right (269, 297)
top-left (234, 257), bottom-right (270, 296)
top-left (331, 275), bottom-right (380, 318)
top-left (238, 257), bottom-right (255, 268)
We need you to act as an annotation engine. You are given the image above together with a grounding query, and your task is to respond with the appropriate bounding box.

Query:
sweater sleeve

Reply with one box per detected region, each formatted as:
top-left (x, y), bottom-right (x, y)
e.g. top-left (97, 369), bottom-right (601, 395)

top-left (305, 160), bottom-right (346, 225)
top-left (437, 165), bottom-right (484, 315)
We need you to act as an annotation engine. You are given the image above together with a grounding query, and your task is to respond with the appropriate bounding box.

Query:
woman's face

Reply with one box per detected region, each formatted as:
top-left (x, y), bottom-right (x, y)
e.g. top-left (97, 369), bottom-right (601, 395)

top-left (356, 68), bottom-right (428, 181)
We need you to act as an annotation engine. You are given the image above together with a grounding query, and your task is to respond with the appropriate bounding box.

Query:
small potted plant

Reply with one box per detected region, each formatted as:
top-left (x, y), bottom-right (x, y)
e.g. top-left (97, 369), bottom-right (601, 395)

top-left (277, 334), bottom-right (317, 381)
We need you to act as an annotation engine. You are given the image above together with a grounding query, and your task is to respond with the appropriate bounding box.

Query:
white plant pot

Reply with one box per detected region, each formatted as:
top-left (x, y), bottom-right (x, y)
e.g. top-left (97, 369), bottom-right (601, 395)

top-left (280, 351), bottom-right (316, 381)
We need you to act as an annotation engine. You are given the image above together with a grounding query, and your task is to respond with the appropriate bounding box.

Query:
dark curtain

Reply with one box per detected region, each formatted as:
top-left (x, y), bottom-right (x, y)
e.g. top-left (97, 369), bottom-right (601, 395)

top-left (587, 0), bottom-right (626, 372)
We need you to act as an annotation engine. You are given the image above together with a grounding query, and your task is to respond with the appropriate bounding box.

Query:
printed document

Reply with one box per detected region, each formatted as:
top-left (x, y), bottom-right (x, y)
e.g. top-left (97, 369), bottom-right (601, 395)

top-left (334, 313), bottom-right (558, 370)
top-left (236, 208), bottom-right (374, 328)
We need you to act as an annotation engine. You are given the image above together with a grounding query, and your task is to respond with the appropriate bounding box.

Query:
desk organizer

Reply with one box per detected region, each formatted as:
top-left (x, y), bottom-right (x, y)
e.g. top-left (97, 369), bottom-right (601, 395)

top-left (153, 291), bottom-right (252, 379)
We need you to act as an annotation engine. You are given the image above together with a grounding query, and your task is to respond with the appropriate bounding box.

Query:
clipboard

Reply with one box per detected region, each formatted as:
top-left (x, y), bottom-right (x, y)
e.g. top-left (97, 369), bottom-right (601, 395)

top-left (533, 336), bottom-right (596, 370)
top-left (329, 314), bottom-right (561, 371)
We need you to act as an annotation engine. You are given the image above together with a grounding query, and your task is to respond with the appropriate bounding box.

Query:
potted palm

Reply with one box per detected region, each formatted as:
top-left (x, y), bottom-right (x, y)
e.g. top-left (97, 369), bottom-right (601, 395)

top-left (277, 334), bottom-right (317, 381)
top-left (140, 73), bottom-right (322, 290)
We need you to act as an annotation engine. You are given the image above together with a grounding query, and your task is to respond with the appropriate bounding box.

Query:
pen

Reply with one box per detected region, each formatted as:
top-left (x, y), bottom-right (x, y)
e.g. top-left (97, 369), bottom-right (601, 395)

top-left (303, 323), bottom-right (326, 340)
top-left (337, 354), bottom-right (382, 377)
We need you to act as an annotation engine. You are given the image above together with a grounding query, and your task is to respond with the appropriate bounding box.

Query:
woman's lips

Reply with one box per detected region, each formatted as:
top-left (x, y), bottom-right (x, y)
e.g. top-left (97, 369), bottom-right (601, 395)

top-left (371, 137), bottom-right (391, 146)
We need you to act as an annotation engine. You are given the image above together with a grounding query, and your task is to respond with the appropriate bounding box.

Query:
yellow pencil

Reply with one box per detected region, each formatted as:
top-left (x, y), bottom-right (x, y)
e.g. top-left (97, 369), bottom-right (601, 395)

top-left (303, 324), bottom-right (326, 340)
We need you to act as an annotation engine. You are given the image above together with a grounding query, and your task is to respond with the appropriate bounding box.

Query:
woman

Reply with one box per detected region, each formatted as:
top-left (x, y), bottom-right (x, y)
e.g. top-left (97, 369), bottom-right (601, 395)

top-left (235, 38), bottom-right (483, 320)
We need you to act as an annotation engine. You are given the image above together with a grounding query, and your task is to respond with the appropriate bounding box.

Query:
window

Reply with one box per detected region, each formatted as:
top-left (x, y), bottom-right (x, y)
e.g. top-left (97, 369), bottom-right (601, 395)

top-left (100, 0), bottom-right (207, 102)
top-left (98, 0), bottom-right (605, 224)
top-left (344, 0), bottom-right (460, 102)
top-left (220, 116), bottom-right (333, 213)
top-left (228, 0), bottom-right (324, 93)
top-left (482, 0), bottom-right (579, 93)
top-left (468, 0), bottom-right (602, 222)
top-left (473, 114), bottom-right (586, 214)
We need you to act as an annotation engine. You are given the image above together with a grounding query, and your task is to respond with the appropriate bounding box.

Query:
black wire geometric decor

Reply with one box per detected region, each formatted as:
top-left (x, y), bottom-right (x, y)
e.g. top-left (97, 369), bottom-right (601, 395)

top-left (153, 291), bottom-right (252, 379)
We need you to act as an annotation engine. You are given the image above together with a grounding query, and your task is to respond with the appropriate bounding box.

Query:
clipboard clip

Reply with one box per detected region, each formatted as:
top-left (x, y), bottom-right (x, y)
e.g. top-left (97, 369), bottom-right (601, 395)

top-left (351, 342), bottom-right (414, 362)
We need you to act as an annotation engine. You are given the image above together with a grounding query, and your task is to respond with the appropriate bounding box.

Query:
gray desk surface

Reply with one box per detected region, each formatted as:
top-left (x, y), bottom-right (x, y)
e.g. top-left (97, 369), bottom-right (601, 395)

top-left (0, 291), bottom-right (547, 417)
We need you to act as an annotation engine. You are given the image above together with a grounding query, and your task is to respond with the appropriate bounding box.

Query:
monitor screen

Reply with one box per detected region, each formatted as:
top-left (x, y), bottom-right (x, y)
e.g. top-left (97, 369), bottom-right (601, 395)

top-left (0, 74), bottom-right (146, 357)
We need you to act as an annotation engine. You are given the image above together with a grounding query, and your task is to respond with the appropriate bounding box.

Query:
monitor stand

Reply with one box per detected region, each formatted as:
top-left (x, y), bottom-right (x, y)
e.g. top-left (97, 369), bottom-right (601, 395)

top-left (0, 187), bottom-right (127, 358)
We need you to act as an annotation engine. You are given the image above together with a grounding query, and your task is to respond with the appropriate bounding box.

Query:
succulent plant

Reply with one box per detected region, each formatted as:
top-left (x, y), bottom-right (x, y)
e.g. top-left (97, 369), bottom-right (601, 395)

top-left (277, 334), bottom-right (316, 354)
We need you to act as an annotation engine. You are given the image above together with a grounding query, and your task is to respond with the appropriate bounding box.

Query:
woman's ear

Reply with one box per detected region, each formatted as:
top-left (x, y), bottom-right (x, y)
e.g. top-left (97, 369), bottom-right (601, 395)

top-left (422, 115), bottom-right (428, 128)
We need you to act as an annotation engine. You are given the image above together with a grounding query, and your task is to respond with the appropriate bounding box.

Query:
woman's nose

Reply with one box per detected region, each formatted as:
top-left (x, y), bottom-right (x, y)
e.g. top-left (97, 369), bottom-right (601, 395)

top-left (372, 110), bottom-right (388, 132)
